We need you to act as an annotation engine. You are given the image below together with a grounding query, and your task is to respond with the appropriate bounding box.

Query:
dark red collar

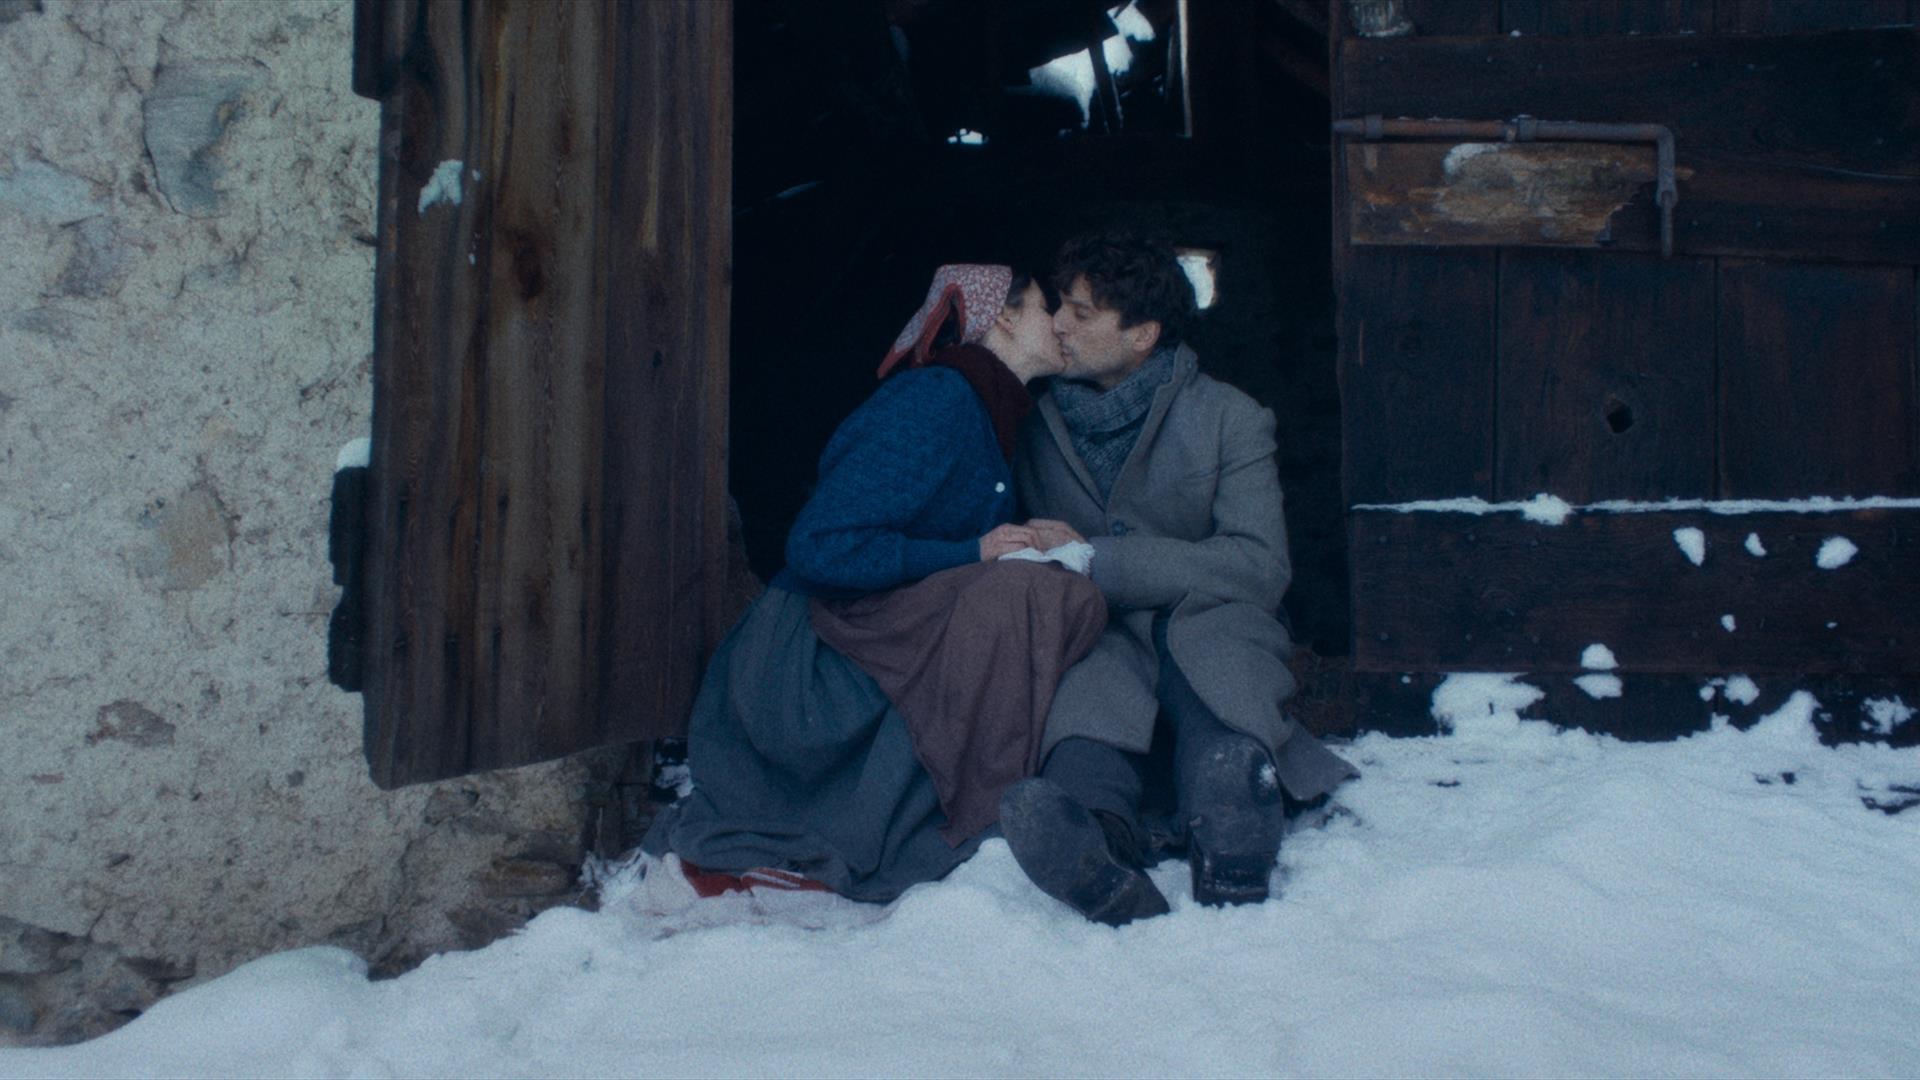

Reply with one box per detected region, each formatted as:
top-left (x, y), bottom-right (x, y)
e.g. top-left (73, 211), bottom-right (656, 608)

top-left (920, 344), bottom-right (1033, 463)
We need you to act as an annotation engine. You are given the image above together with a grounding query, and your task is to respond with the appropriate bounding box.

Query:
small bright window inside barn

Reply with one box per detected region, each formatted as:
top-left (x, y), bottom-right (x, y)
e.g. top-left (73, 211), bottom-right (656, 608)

top-left (1177, 248), bottom-right (1217, 309)
top-left (1025, 1), bottom-right (1177, 131)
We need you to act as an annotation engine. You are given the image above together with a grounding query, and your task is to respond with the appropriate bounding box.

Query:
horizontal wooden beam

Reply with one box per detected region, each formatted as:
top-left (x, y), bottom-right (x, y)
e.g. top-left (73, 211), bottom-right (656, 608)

top-left (1338, 27), bottom-right (1920, 264)
top-left (1350, 672), bottom-right (1920, 747)
top-left (1346, 140), bottom-right (1668, 250)
top-left (1350, 509), bottom-right (1920, 674)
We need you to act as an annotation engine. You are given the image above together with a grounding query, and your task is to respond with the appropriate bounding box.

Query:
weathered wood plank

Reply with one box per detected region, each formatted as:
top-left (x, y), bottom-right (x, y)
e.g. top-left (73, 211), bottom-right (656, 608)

top-left (1495, 249), bottom-right (1715, 501)
top-left (1337, 248), bottom-right (1497, 504)
top-left (1342, 29), bottom-right (1917, 173)
top-left (1352, 671), bottom-right (1920, 745)
top-left (1719, 262), bottom-right (1920, 499)
top-left (1338, 28), bottom-right (1920, 264)
top-left (1716, 0), bottom-right (1916, 33)
top-left (365, 0), bottom-right (477, 785)
top-left (362, 0), bottom-right (730, 787)
top-left (599, 0), bottom-right (734, 742)
top-left (1343, 136), bottom-right (1920, 264)
top-left (1345, 140), bottom-right (1670, 250)
top-left (1502, 0), bottom-right (1712, 35)
top-left (1350, 509), bottom-right (1920, 673)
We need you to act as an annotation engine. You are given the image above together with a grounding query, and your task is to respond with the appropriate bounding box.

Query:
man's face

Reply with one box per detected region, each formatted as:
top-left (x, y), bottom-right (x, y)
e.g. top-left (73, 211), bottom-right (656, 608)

top-left (1053, 275), bottom-right (1156, 389)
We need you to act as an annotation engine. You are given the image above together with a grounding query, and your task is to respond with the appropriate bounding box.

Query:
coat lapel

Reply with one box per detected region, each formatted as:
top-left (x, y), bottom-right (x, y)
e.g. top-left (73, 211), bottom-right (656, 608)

top-left (1037, 393), bottom-right (1102, 505)
top-left (1108, 345), bottom-right (1197, 502)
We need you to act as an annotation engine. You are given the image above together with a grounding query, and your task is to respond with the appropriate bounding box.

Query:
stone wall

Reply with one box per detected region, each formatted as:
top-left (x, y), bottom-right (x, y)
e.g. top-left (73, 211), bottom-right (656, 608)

top-left (0, 0), bottom-right (601, 1045)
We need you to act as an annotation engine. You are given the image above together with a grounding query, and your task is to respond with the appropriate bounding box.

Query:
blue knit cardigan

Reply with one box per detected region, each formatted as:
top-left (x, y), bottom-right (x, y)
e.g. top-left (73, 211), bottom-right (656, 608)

top-left (774, 366), bottom-right (1016, 597)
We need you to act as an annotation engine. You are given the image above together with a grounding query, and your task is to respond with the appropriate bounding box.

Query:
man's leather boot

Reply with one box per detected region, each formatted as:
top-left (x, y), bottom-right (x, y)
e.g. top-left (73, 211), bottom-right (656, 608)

top-left (999, 777), bottom-right (1169, 926)
top-left (1185, 735), bottom-right (1284, 907)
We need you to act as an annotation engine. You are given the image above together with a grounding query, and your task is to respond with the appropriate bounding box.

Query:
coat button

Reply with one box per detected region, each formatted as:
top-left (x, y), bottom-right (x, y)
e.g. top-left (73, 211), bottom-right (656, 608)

top-left (994, 482), bottom-right (1006, 493)
top-left (1111, 520), bottom-right (1129, 535)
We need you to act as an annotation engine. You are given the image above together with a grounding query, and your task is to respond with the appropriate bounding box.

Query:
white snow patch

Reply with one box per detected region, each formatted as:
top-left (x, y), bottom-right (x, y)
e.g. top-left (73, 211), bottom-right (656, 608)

top-left (946, 128), bottom-right (987, 146)
top-left (1673, 527), bottom-right (1707, 566)
top-left (1699, 682), bottom-right (1717, 702)
top-left (14, 711), bottom-right (1920, 1078)
top-left (416, 159), bottom-right (466, 215)
top-left (1431, 673), bottom-right (1543, 734)
top-left (1862, 697), bottom-right (1915, 737)
top-left (1816, 536), bottom-right (1858, 569)
top-left (334, 437), bottom-right (370, 471)
top-left (1574, 674), bottom-right (1623, 699)
top-left (1721, 614), bottom-right (1736, 632)
top-left (1579, 644), bottom-right (1617, 671)
top-left (1027, 3), bottom-right (1155, 126)
top-left (1519, 493), bottom-right (1573, 525)
top-left (1442, 142), bottom-right (1502, 176)
top-left (1744, 532), bottom-right (1767, 557)
top-left (1724, 675), bottom-right (1760, 706)
top-left (1177, 252), bottom-right (1216, 309)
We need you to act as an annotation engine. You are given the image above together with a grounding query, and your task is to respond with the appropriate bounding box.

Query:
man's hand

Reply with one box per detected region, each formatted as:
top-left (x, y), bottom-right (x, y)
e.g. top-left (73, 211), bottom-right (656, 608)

top-left (979, 523), bottom-right (1041, 561)
top-left (1026, 519), bottom-right (1085, 551)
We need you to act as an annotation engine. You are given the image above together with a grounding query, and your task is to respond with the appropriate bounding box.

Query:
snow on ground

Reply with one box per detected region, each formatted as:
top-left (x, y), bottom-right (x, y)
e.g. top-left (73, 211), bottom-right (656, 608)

top-left (6, 699), bottom-right (1918, 1079)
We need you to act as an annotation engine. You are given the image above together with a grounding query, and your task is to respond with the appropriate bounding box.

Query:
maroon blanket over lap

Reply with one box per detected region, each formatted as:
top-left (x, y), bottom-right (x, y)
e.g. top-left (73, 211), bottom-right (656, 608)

top-left (812, 560), bottom-right (1106, 844)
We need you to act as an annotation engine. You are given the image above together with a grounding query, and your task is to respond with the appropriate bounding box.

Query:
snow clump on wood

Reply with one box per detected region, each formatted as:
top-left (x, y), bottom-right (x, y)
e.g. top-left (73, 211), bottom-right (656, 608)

top-left (1672, 527), bottom-right (1707, 566)
top-left (1815, 536), bottom-right (1857, 569)
top-left (1579, 644), bottom-right (1617, 671)
top-left (1430, 673), bottom-right (1544, 734)
top-left (1574, 674), bottom-right (1623, 699)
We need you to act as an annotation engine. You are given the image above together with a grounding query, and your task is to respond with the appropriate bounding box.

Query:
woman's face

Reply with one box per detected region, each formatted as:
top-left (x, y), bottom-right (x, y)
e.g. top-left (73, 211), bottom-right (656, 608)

top-left (999, 281), bottom-right (1065, 383)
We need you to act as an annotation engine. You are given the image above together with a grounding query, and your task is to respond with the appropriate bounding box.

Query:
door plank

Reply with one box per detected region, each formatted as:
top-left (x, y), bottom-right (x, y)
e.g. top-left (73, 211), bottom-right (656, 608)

top-left (1350, 509), bottom-right (1920, 673)
top-left (1337, 28), bottom-right (1920, 265)
top-left (362, 0), bottom-right (731, 787)
top-left (1338, 248), bottom-right (1497, 504)
top-left (1716, 0), bottom-right (1916, 33)
top-left (1495, 249), bottom-right (1715, 501)
top-left (1719, 262), bottom-right (1920, 499)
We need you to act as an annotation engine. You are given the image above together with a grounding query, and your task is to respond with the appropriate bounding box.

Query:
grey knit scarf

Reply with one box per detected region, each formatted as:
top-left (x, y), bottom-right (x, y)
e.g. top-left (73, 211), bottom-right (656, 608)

top-left (1052, 348), bottom-right (1175, 501)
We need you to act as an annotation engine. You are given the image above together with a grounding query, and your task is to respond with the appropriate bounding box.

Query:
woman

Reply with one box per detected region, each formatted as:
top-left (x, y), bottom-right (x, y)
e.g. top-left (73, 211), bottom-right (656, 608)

top-left (645, 265), bottom-right (1106, 901)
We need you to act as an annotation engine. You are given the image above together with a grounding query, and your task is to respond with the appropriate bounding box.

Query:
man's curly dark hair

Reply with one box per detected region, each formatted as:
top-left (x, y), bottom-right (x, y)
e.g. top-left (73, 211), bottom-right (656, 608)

top-left (1051, 229), bottom-right (1197, 352)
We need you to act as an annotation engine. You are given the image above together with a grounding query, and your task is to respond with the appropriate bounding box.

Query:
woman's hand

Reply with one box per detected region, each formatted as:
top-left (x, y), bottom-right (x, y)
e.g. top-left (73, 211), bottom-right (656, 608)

top-left (979, 523), bottom-right (1040, 561)
top-left (1026, 519), bottom-right (1085, 550)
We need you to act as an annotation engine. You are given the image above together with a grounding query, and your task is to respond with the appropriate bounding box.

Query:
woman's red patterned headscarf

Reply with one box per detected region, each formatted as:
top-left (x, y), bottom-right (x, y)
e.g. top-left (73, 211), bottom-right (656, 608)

top-left (876, 264), bottom-right (1014, 379)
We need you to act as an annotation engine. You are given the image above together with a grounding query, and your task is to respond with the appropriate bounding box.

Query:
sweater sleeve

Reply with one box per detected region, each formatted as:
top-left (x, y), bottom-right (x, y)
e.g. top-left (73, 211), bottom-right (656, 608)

top-left (784, 369), bottom-right (983, 592)
top-left (1086, 400), bottom-right (1290, 613)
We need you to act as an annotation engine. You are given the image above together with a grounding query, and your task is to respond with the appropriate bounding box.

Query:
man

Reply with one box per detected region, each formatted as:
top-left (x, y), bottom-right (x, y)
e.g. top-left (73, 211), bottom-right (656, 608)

top-left (1003, 229), bottom-right (1357, 925)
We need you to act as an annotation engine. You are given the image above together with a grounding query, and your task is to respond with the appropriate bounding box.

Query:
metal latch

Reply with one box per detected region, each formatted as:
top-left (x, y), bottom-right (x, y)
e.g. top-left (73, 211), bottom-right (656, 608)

top-left (1333, 114), bottom-right (1679, 256)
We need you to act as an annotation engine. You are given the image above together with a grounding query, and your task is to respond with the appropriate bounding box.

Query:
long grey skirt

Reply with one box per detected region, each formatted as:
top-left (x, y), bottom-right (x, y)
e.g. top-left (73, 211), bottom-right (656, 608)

top-left (642, 586), bottom-right (977, 903)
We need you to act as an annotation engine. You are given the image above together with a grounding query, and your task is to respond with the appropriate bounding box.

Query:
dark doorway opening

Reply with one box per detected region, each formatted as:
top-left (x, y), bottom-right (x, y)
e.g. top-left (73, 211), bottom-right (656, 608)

top-left (728, 0), bottom-right (1350, 723)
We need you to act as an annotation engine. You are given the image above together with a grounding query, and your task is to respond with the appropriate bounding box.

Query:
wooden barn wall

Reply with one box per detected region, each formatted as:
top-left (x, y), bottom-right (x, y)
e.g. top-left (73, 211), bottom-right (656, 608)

top-left (355, 0), bottom-right (732, 787)
top-left (1333, 0), bottom-right (1920, 736)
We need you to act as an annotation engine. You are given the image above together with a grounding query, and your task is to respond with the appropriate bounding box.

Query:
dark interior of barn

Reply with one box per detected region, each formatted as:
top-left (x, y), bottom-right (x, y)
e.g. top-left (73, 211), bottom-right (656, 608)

top-left (728, 0), bottom-right (1350, 692)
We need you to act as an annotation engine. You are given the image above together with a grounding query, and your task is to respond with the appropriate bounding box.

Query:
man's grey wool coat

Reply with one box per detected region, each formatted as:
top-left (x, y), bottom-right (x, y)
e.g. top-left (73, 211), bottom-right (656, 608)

top-left (1015, 346), bottom-right (1356, 801)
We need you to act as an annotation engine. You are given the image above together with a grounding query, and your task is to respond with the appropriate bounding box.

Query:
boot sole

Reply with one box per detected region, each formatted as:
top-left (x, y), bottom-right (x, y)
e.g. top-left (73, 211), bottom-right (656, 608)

top-left (1000, 779), bottom-right (1170, 927)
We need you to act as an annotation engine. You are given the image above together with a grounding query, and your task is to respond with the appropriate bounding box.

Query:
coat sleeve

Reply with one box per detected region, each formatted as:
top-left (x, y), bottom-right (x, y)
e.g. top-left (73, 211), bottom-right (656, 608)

top-left (783, 369), bottom-right (983, 592)
top-left (1086, 400), bottom-right (1290, 613)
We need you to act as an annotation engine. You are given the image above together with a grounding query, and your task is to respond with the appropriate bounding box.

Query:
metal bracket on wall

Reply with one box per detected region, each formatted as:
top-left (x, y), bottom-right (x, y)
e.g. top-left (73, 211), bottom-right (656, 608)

top-left (1333, 114), bottom-right (1679, 256)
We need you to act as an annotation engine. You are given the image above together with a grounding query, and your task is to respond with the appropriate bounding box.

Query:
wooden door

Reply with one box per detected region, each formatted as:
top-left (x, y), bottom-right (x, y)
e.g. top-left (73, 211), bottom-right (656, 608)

top-left (1332, 0), bottom-right (1920, 736)
top-left (347, 0), bottom-right (733, 787)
